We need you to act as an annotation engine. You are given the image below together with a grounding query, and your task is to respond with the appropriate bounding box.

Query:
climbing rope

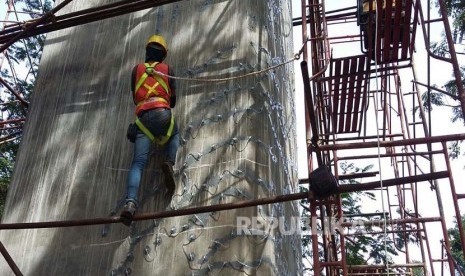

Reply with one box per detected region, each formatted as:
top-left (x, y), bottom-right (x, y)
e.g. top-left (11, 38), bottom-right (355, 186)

top-left (372, 1), bottom-right (390, 273)
top-left (152, 41), bottom-right (306, 83)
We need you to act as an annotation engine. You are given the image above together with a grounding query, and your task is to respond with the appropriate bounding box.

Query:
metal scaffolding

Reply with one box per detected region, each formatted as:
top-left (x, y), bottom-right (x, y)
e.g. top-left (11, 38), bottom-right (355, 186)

top-left (299, 0), bottom-right (465, 275)
top-left (0, 0), bottom-right (464, 275)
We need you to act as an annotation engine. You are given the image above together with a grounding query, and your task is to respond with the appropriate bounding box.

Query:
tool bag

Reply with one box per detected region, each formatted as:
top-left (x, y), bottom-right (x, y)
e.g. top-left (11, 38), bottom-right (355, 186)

top-left (126, 123), bottom-right (137, 143)
top-left (309, 166), bottom-right (339, 198)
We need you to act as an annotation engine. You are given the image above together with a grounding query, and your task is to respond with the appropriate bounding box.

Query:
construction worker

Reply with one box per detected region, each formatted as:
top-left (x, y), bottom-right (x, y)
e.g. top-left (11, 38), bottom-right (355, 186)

top-left (121, 34), bottom-right (179, 224)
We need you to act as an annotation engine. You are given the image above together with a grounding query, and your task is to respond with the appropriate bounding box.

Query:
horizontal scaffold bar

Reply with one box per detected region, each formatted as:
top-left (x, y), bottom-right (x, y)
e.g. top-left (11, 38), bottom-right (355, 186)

top-left (0, 171), bottom-right (448, 230)
top-left (318, 133), bottom-right (465, 151)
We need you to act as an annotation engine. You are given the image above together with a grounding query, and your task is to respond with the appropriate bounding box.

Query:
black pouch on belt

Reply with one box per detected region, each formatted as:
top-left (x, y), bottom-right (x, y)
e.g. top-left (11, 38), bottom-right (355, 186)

top-left (126, 123), bottom-right (137, 143)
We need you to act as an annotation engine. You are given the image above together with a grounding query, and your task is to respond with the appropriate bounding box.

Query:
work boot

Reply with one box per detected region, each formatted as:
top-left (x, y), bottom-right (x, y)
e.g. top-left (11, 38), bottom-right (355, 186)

top-left (120, 201), bottom-right (136, 226)
top-left (162, 161), bottom-right (176, 193)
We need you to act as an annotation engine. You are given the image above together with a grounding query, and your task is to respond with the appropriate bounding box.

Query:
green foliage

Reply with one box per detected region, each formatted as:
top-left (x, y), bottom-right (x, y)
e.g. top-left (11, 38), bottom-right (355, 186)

top-left (300, 162), bottom-right (399, 270)
top-left (430, 2), bottom-right (465, 124)
top-left (0, 0), bottom-right (53, 218)
top-left (420, 65), bottom-right (465, 164)
top-left (412, 268), bottom-right (425, 276)
top-left (432, 0), bottom-right (465, 49)
top-left (448, 141), bottom-right (461, 159)
top-left (13, 0), bottom-right (53, 17)
top-left (442, 66), bottom-right (465, 123)
top-left (441, 0), bottom-right (465, 44)
top-left (448, 215), bottom-right (465, 273)
top-left (339, 162), bottom-right (397, 265)
top-left (0, 143), bottom-right (15, 218)
top-left (427, 2), bottom-right (465, 161)
top-left (420, 66), bottom-right (465, 122)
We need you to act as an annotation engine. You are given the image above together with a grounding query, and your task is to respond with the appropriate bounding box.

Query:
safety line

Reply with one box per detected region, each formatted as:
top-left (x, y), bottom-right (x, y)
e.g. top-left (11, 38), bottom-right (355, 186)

top-left (151, 41), bottom-right (306, 83)
top-left (373, 1), bottom-right (390, 274)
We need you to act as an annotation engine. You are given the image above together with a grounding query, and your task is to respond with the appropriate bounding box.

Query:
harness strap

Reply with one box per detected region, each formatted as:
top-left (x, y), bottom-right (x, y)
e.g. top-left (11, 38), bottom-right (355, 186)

top-left (149, 71), bottom-right (170, 96)
top-left (135, 113), bottom-right (175, 146)
top-left (135, 118), bottom-right (154, 141)
top-left (134, 62), bottom-right (170, 97)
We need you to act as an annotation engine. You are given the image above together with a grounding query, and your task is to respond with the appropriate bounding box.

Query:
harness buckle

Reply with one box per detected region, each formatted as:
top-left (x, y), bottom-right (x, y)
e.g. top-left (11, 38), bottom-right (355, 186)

top-left (146, 67), bottom-right (155, 76)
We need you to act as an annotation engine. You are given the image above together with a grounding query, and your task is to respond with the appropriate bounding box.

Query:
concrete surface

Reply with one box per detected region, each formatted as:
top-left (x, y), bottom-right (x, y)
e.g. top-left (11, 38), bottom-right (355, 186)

top-left (0, 0), bottom-right (301, 275)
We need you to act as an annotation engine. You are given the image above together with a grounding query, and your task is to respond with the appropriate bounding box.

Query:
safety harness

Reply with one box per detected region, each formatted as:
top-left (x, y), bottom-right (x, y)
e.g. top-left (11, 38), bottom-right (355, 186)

top-left (135, 115), bottom-right (174, 145)
top-left (134, 62), bottom-right (175, 146)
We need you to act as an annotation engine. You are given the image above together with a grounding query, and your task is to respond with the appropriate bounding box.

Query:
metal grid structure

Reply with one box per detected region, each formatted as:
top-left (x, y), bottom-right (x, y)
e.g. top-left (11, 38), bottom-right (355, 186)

top-left (0, 0), bottom-right (464, 275)
top-left (299, 0), bottom-right (465, 275)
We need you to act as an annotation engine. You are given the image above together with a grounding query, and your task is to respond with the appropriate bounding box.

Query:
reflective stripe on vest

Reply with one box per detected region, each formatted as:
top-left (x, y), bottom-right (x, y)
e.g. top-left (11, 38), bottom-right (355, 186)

top-left (136, 97), bottom-right (168, 109)
top-left (135, 113), bottom-right (175, 146)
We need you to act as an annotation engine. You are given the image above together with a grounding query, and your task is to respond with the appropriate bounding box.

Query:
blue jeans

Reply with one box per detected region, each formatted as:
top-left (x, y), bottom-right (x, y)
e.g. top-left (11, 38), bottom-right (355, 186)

top-left (126, 108), bottom-right (179, 205)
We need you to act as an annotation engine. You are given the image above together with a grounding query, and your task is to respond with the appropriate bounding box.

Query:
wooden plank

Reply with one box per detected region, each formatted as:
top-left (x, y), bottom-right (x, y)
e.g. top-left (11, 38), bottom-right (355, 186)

top-left (338, 58), bottom-right (351, 133)
top-left (383, 0), bottom-right (394, 62)
top-left (344, 57), bottom-right (358, 132)
top-left (390, 0), bottom-right (404, 60)
top-left (375, 0), bottom-right (384, 62)
top-left (401, 0), bottom-right (413, 59)
top-left (351, 56), bottom-right (367, 132)
top-left (332, 59), bottom-right (342, 133)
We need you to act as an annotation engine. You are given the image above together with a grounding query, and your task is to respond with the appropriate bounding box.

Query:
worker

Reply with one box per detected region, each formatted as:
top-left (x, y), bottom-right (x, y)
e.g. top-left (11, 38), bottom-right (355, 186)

top-left (121, 34), bottom-right (179, 225)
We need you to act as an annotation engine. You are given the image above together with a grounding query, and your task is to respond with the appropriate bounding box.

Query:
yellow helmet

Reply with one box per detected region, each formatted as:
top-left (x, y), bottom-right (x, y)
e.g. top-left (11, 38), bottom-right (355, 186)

top-left (146, 34), bottom-right (168, 54)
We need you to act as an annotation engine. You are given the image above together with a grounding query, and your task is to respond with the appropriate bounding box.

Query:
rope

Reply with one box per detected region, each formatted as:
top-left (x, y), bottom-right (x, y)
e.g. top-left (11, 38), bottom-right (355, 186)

top-left (153, 41), bottom-right (306, 83)
top-left (373, 1), bottom-right (390, 273)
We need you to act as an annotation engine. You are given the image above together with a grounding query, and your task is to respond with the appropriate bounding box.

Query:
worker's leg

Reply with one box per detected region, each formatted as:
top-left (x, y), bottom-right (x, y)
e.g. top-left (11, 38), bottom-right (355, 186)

top-left (162, 124), bottom-right (179, 193)
top-left (126, 131), bottom-right (152, 205)
top-left (165, 123), bottom-right (179, 165)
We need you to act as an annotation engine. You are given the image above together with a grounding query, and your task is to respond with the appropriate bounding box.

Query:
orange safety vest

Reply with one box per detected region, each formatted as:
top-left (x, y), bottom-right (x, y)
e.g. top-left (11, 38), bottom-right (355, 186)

top-left (134, 62), bottom-right (171, 116)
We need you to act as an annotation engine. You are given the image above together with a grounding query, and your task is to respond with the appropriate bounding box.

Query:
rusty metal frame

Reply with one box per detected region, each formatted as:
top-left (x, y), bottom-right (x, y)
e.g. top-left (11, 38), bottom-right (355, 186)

top-left (299, 0), bottom-right (465, 275)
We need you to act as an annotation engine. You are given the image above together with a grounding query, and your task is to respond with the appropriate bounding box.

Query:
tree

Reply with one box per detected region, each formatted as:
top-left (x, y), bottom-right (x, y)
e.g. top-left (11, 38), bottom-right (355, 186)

top-left (443, 0), bottom-right (465, 44)
top-left (423, 0), bottom-right (465, 122)
top-left (426, 0), bottom-right (465, 123)
top-left (422, 1), bottom-right (465, 162)
top-left (448, 215), bottom-right (465, 273)
top-left (0, 0), bottom-right (52, 218)
top-left (339, 162), bottom-right (399, 265)
top-left (411, 261), bottom-right (426, 276)
top-left (300, 162), bottom-right (400, 272)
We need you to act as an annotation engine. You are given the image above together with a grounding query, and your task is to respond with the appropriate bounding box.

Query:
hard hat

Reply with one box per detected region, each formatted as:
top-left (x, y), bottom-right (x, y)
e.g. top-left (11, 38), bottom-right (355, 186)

top-left (146, 35), bottom-right (168, 54)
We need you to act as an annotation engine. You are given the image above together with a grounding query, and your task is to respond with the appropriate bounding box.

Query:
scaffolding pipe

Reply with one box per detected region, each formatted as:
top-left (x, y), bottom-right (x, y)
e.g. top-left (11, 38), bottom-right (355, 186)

top-left (0, 77), bottom-right (29, 107)
top-left (436, 0), bottom-right (465, 121)
top-left (341, 216), bottom-right (442, 228)
top-left (0, 0), bottom-right (185, 45)
top-left (0, 241), bottom-right (22, 276)
top-left (301, 61), bottom-right (323, 166)
top-left (318, 133), bottom-right (465, 151)
top-left (0, 171), bottom-right (448, 230)
top-left (441, 141), bottom-right (465, 266)
top-left (0, 118), bottom-right (24, 126)
top-left (336, 150), bottom-right (442, 161)
top-left (338, 171), bottom-right (448, 193)
top-left (441, 240), bottom-right (465, 276)
top-left (0, 0), bottom-right (75, 53)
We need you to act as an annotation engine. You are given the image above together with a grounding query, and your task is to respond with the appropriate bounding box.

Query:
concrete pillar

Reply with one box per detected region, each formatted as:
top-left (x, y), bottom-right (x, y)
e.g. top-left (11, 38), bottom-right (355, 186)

top-left (0, 0), bottom-right (301, 275)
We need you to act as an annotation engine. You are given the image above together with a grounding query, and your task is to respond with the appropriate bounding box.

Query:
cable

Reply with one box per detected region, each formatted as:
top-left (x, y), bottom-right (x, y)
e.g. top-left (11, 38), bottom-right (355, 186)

top-left (372, 1), bottom-right (390, 274)
top-left (152, 41), bottom-right (306, 83)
